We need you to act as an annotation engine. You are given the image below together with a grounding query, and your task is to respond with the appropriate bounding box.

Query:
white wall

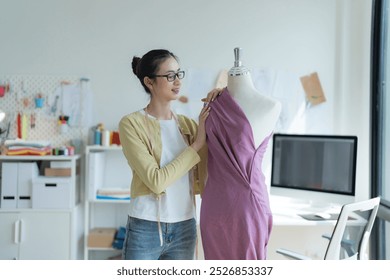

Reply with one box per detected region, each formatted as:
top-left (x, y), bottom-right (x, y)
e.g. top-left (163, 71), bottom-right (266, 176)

top-left (333, 0), bottom-right (372, 201)
top-left (0, 0), bottom-right (372, 201)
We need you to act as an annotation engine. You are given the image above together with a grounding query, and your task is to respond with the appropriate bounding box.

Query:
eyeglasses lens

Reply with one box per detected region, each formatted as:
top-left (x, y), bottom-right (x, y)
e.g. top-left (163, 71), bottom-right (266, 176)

top-left (167, 71), bottom-right (185, 82)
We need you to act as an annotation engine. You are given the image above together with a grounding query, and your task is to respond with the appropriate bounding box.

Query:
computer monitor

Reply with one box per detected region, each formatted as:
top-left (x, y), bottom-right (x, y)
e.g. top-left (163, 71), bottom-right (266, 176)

top-left (270, 134), bottom-right (357, 203)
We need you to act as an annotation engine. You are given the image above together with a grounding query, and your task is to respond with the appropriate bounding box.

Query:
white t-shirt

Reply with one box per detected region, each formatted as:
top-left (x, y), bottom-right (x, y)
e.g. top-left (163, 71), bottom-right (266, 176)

top-left (128, 111), bottom-right (195, 223)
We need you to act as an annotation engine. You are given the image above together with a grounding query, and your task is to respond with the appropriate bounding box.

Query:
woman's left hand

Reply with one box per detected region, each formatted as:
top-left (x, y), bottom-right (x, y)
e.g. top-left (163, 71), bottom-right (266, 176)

top-left (201, 88), bottom-right (223, 104)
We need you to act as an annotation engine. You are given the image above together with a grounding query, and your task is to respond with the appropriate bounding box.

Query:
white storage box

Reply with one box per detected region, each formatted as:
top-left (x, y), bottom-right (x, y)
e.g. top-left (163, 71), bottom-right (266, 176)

top-left (1, 162), bottom-right (39, 209)
top-left (32, 177), bottom-right (73, 209)
top-left (50, 161), bottom-right (72, 168)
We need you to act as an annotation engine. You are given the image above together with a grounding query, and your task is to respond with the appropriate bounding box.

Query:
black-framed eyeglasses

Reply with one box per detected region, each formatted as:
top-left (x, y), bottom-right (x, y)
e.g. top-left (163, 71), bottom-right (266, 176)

top-left (150, 70), bottom-right (185, 82)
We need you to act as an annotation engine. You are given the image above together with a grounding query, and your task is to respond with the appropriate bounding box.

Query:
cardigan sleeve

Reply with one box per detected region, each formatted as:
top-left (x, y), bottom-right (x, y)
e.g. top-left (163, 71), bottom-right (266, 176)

top-left (176, 114), bottom-right (208, 196)
top-left (119, 115), bottom-right (201, 195)
top-left (195, 143), bottom-right (208, 195)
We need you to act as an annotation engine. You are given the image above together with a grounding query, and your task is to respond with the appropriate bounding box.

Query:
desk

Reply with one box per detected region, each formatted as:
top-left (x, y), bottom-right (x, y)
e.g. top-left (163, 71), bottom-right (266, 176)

top-left (196, 195), bottom-right (363, 260)
top-left (267, 195), bottom-right (342, 259)
top-left (195, 195), bottom-right (342, 260)
top-left (270, 195), bottom-right (342, 226)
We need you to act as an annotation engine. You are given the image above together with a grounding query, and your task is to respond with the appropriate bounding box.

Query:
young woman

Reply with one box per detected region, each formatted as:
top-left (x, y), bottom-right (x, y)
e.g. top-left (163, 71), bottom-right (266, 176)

top-left (119, 49), bottom-right (220, 260)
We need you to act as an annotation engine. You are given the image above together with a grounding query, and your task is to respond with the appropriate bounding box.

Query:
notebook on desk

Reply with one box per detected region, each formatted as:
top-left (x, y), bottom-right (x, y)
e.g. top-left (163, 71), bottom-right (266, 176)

top-left (299, 214), bottom-right (357, 221)
top-left (299, 213), bottom-right (339, 221)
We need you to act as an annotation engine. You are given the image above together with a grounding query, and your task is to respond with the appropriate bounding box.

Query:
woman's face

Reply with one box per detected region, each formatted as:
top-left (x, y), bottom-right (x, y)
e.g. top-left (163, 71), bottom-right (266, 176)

top-left (148, 57), bottom-right (182, 102)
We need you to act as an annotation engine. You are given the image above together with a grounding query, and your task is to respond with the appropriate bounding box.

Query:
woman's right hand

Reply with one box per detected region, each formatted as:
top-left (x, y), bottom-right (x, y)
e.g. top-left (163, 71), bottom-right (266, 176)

top-left (191, 104), bottom-right (211, 152)
top-left (201, 88), bottom-right (223, 104)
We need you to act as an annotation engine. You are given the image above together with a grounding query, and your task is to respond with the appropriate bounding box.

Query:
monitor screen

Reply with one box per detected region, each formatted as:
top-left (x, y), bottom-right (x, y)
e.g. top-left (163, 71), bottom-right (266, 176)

top-left (271, 134), bottom-right (357, 196)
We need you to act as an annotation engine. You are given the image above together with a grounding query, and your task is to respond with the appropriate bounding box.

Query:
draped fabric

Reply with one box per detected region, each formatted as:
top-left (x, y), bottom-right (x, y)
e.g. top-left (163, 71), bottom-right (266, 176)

top-left (200, 88), bottom-right (273, 260)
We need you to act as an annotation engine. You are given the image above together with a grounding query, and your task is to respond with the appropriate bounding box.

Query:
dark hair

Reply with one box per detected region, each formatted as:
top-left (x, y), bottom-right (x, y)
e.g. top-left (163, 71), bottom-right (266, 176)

top-left (131, 49), bottom-right (178, 94)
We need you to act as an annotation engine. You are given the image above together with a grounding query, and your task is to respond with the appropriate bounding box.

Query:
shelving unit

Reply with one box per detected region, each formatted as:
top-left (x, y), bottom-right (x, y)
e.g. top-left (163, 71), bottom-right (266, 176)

top-left (83, 145), bottom-right (132, 260)
top-left (0, 155), bottom-right (83, 260)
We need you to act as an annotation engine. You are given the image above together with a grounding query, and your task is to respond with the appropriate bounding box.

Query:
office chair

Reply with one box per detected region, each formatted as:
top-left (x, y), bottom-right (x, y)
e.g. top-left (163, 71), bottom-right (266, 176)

top-left (276, 197), bottom-right (381, 260)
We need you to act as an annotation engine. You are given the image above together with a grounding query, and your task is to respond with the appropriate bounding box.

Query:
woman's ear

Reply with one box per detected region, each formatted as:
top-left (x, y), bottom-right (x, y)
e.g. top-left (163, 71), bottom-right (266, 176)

top-left (144, 77), bottom-right (154, 91)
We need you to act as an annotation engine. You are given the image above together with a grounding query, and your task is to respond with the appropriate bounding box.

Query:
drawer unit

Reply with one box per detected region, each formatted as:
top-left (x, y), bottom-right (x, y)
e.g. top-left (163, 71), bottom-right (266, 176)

top-left (0, 155), bottom-right (83, 260)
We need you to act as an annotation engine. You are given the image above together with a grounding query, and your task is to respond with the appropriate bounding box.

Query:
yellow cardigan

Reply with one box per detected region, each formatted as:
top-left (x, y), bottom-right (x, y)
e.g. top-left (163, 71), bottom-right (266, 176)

top-left (118, 111), bottom-right (207, 199)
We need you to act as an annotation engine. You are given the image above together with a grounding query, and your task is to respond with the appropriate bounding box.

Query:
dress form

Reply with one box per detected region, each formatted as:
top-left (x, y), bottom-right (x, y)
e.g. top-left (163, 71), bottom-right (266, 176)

top-left (227, 48), bottom-right (281, 147)
top-left (201, 49), bottom-right (277, 259)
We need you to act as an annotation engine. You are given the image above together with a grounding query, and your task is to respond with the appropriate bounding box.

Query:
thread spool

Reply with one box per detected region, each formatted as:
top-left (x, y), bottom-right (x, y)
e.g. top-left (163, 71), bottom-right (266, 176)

top-left (67, 146), bottom-right (75, 155)
top-left (94, 130), bottom-right (102, 145)
top-left (102, 130), bottom-right (110, 146)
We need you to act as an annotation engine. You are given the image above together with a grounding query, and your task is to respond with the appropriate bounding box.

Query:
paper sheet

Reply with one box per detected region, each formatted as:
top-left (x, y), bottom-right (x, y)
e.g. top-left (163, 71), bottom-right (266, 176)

top-left (300, 72), bottom-right (326, 106)
top-left (51, 81), bottom-right (93, 127)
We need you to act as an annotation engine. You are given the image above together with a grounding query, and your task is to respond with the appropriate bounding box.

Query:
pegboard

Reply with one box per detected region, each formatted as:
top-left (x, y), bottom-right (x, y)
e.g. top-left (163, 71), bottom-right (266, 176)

top-left (0, 75), bottom-right (93, 147)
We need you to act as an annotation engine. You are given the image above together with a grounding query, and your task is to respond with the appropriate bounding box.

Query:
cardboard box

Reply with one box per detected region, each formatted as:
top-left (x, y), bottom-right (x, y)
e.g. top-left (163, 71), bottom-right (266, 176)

top-left (88, 228), bottom-right (117, 248)
top-left (44, 168), bottom-right (71, 177)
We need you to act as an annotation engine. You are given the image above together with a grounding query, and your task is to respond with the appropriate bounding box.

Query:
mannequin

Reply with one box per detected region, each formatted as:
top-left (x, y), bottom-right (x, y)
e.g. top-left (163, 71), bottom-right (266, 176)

top-left (200, 48), bottom-right (281, 260)
top-left (227, 48), bottom-right (281, 147)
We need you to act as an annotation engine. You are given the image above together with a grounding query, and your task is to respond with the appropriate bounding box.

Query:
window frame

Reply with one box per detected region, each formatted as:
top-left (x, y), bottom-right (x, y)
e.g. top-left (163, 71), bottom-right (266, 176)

top-left (370, 0), bottom-right (390, 260)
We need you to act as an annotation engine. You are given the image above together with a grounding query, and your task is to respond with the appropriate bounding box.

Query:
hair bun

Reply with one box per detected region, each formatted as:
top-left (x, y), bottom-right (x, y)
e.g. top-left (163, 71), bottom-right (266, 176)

top-left (131, 56), bottom-right (141, 76)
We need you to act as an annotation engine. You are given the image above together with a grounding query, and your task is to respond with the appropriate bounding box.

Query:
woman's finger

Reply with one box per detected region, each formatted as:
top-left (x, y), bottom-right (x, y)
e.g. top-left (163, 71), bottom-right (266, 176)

top-left (201, 106), bottom-right (210, 114)
top-left (201, 88), bottom-right (223, 103)
top-left (200, 106), bottom-right (211, 118)
top-left (209, 88), bottom-right (222, 101)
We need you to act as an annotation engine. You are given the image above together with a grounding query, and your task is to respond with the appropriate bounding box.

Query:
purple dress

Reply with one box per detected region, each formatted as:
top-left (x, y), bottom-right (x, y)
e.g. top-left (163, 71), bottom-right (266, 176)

top-left (200, 88), bottom-right (273, 260)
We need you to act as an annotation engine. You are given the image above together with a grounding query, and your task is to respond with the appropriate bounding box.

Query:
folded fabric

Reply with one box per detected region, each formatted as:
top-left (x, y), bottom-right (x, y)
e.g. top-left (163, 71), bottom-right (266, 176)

top-left (5, 138), bottom-right (51, 148)
top-left (96, 188), bottom-right (130, 200)
top-left (96, 195), bottom-right (130, 200)
top-left (5, 147), bottom-right (52, 156)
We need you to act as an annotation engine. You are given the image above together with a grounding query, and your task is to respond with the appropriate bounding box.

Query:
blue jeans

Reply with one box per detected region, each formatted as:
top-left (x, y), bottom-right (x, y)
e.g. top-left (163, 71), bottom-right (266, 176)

top-left (122, 216), bottom-right (197, 260)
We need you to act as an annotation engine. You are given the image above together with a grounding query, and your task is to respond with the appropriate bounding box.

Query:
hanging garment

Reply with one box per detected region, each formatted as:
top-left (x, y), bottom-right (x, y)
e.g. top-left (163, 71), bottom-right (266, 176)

top-left (200, 88), bottom-right (273, 260)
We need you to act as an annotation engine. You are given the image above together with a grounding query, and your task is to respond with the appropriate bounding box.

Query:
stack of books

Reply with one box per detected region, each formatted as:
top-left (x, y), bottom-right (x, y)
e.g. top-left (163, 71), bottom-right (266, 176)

top-left (3, 139), bottom-right (51, 156)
